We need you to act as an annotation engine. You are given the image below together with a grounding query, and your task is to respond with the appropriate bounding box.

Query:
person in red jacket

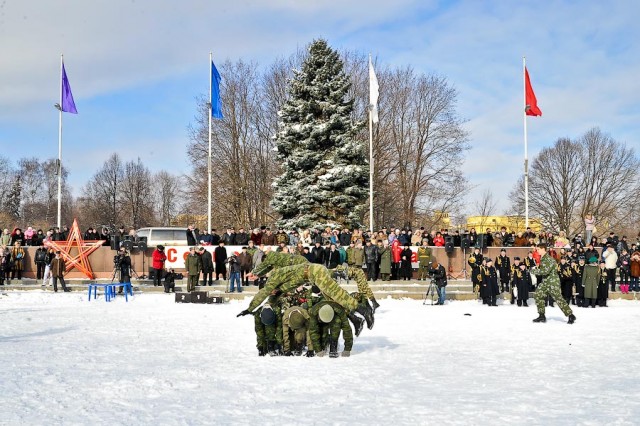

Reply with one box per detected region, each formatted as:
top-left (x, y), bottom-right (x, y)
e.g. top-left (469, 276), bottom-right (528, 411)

top-left (151, 245), bottom-right (167, 286)
top-left (433, 232), bottom-right (445, 247)
top-left (391, 239), bottom-right (402, 280)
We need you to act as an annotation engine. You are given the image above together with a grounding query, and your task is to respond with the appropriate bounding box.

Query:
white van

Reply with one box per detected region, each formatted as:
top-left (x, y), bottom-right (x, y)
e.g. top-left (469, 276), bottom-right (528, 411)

top-left (136, 227), bottom-right (188, 246)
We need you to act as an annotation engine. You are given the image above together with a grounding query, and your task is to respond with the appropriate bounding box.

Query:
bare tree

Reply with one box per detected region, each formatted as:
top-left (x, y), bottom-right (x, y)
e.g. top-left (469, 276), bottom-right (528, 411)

top-left (509, 128), bottom-right (640, 235)
top-left (80, 153), bottom-right (124, 227)
top-left (120, 158), bottom-right (153, 229)
top-left (154, 171), bottom-right (181, 226)
top-left (473, 189), bottom-right (498, 230)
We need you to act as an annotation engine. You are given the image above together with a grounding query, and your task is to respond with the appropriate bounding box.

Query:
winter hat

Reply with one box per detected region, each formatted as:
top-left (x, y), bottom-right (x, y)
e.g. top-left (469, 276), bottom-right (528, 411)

top-left (289, 310), bottom-right (306, 330)
top-left (588, 256), bottom-right (599, 264)
top-left (260, 306), bottom-right (276, 325)
top-left (318, 305), bottom-right (334, 323)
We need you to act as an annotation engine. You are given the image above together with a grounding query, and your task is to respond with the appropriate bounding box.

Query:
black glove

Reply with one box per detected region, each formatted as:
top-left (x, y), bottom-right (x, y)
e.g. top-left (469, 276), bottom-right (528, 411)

top-left (237, 310), bottom-right (251, 317)
top-left (305, 350), bottom-right (315, 358)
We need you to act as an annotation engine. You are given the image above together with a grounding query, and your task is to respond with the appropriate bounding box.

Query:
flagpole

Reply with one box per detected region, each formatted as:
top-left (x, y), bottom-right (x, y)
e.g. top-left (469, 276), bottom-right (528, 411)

top-left (523, 56), bottom-right (529, 229)
top-left (368, 55), bottom-right (374, 233)
top-left (57, 54), bottom-right (63, 229)
top-left (208, 52), bottom-right (213, 234)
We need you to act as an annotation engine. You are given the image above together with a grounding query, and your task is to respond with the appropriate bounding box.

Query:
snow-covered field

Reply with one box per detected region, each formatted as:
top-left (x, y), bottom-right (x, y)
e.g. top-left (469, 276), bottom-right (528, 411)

top-left (1, 291), bottom-right (639, 425)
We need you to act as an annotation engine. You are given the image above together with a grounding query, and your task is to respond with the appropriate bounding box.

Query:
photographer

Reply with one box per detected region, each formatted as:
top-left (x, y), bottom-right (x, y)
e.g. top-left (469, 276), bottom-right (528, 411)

top-left (151, 245), bottom-right (167, 287)
top-left (429, 260), bottom-right (447, 305)
top-left (164, 269), bottom-right (176, 293)
top-left (114, 247), bottom-right (132, 294)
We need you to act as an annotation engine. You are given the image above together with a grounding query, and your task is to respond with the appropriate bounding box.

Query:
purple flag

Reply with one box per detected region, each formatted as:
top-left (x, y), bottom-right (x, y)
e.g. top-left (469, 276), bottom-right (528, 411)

top-left (61, 62), bottom-right (78, 114)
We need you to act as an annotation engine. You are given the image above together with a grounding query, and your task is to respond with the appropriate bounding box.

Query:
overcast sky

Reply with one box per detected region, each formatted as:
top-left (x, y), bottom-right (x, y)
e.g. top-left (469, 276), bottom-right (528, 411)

top-left (1, 0), bottom-right (638, 215)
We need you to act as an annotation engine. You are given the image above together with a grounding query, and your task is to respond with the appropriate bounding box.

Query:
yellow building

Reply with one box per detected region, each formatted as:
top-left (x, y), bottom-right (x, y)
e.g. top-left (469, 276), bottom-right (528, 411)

top-left (466, 216), bottom-right (543, 233)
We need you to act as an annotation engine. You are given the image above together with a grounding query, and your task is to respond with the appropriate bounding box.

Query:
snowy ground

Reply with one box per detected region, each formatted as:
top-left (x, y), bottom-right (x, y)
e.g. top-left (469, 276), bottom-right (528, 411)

top-left (1, 291), bottom-right (640, 425)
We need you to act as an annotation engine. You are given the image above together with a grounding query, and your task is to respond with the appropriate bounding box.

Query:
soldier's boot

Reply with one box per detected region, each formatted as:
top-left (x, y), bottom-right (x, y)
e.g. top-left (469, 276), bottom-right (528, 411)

top-left (371, 297), bottom-right (380, 313)
top-left (267, 341), bottom-right (277, 356)
top-left (355, 302), bottom-right (375, 330)
top-left (523, 301), bottom-right (528, 307)
top-left (347, 313), bottom-right (364, 337)
top-left (567, 314), bottom-right (576, 324)
top-left (329, 340), bottom-right (339, 358)
top-left (258, 347), bottom-right (266, 357)
top-left (517, 300), bottom-right (522, 307)
top-left (532, 314), bottom-right (546, 323)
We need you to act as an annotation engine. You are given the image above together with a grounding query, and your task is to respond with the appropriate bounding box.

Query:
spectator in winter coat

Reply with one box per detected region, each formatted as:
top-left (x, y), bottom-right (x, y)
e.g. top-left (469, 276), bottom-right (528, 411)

top-left (10, 241), bottom-right (25, 280)
top-left (221, 228), bottom-right (236, 245)
top-left (237, 246), bottom-right (253, 287)
top-left (603, 245), bottom-right (618, 292)
top-left (325, 244), bottom-right (341, 269)
top-left (630, 250), bottom-right (640, 292)
top-left (151, 245), bottom-right (167, 286)
top-left (311, 242), bottom-right (325, 265)
top-left (198, 247), bottom-right (214, 286)
top-left (250, 228), bottom-right (262, 245)
top-left (0, 229), bottom-right (11, 246)
top-left (262, 229), bottom-right (276, 246)
top-left (24, 227), bottom-right (35, 246)
top-left (364, 240), bottom-right (379, 281)
top-left (214, 241), bottom-right (228, 280)
top-left (186, 225), bottom-right (198, 246)
top-left (10, 228), bottom-right (24, 246)
top-left (339, 229), bottom-right (352, 247)
top-left (378, 240), bottom-right (391, 280)
top-left (34, 246), bottom-right (48, 280)
top-left (400, 244), bottom-right (413, 280)
top-left (432, 232), bottom-right (445, 247)
top-left (397, 230), bottom-right (410, 246)
top-left (584, 214), bottom-right (595, 243)
top-left (514, 232), bottom-right (528, 247)
top-left (235, 228), bottom-right (249, 245)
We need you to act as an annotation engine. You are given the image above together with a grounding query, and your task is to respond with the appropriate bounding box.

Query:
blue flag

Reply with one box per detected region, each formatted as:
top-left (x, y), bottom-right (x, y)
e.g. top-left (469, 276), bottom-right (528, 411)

top-left (61, 62), bottom-right (78, 114)
top-left (211, 61), bottom-right (223, 119)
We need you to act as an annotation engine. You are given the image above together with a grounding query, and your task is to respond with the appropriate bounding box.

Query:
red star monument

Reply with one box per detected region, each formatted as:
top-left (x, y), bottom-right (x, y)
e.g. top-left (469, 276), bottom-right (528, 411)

top-left (45, 219), bottom-right (105, 279)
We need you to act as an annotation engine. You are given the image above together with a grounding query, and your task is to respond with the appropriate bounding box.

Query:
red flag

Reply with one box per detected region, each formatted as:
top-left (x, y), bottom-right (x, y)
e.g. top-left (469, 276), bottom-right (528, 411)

top-left (524, 67), bottom-right (542, 116)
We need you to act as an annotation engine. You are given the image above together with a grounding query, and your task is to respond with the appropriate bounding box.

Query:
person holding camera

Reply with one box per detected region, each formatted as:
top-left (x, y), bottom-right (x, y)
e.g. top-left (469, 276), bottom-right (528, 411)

top-left (115, 247), bottom-right (132, 293)
top-left (164, 269), bottom-right (176, 293)
top-left (429, 260), bottom-right (447, 305)
top-left (151, 245), bottom-right (167, 286)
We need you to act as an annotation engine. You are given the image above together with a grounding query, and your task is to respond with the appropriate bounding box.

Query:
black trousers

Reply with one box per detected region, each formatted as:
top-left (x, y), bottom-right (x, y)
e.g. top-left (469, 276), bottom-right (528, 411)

top-left (152, 268), bottom-right (164, 286)
top-left (366, 263), bottom-right (377, 281)
top-left (606, 268), bottom-right (617, 291)
top-left (11, 268), bottom-right (22, 280)
top-left (53, 276), bottom-right (67, 292)
top-left (202, 271), bottom-right (213, 285)
top-left (36, 263), bottom-right (45, 280)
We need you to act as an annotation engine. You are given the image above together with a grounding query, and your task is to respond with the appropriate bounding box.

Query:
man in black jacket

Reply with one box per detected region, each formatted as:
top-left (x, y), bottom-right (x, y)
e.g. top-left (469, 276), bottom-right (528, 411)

top-left (198, 247), bottom-right (214, 286)
top-left (364, 240), bottom-right (379, 281)
top-left (429, 260), bottom-right (447, 305)
top-left (325, 244), bottom-right (341, 269)
top-left (311, 242), bottom-right (325, 265)
top-left (186, 225), bottom-right (198, 246)
top-left (214, 241), bottom-right (228, 280)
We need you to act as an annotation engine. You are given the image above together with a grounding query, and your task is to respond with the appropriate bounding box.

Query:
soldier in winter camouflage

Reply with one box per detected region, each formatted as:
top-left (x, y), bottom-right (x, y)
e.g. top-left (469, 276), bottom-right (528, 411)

top-left (531, 244), bottom-right (576, 324)
top-left (251, 251), bottom-right (308, 277)
top-left (237, 263), bottom-right (374, 331)
top-left (333, 264), bottom-right (380, 312)
top-left (307, 301), bottom-right (353, 358)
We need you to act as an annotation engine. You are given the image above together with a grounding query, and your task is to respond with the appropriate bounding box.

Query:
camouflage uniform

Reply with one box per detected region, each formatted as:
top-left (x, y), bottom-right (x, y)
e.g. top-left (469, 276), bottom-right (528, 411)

top-left (417, 245), bottom-right (433, 280)
top-left (282, 306), bottom-right (312, 353)
top-left (247, 264), bottom-right (358, 313)
top-left (308, 301), bottom-right (353, 353)
top-left (251, 251), bottom-right (308, 277)
top-left (334, 265), bottom-right (375, 304)
top-left (253, 296), bottom-right (279, 354)
top-left (533, 253), bottom-right (573, 317)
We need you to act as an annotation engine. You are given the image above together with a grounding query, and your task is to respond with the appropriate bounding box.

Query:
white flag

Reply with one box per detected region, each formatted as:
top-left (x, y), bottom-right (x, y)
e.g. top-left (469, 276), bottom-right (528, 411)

top-left (369, 56), bottom-right (379, 123)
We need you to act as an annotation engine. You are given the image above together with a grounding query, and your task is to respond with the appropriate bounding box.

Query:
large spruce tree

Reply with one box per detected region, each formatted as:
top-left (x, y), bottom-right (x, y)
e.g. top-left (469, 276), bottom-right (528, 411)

top-left (271, 39), bottom-right (368, 229)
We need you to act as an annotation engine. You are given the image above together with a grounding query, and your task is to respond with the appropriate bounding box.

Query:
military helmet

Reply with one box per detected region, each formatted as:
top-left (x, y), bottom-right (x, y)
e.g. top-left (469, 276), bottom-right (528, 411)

top-left (318, 304), bottom-right (334, 323)
top-left (260, 306), bottom-right (276, 325)
top-left (289, 310), bottom-right (306, 330)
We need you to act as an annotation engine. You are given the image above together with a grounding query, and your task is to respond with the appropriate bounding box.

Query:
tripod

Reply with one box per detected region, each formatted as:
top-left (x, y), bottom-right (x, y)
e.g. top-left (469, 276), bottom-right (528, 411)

top-left (423, 279), bottom-right (441, 305)
top-left (459, 246), bottom-right (468, 279)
